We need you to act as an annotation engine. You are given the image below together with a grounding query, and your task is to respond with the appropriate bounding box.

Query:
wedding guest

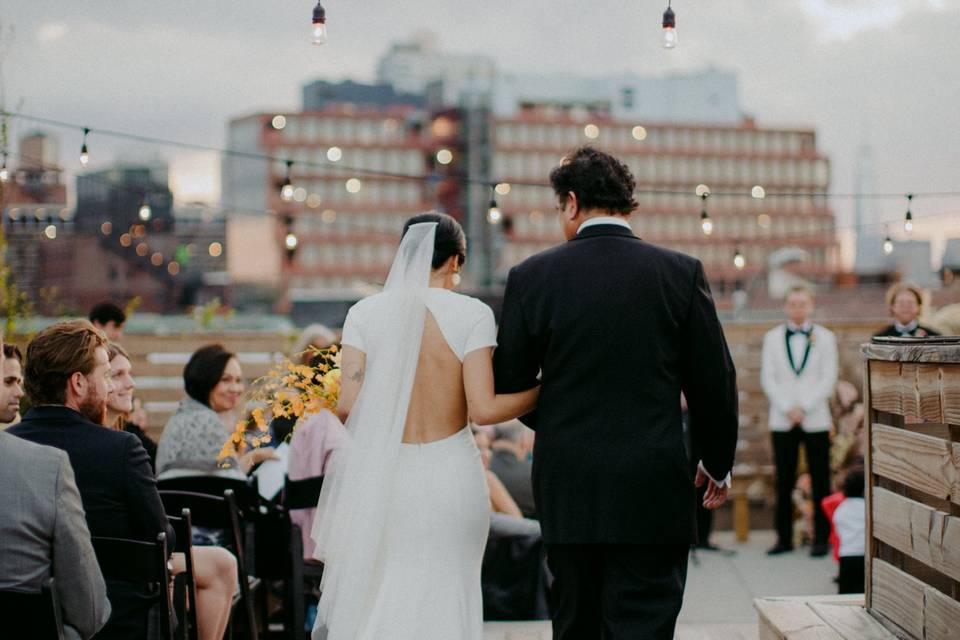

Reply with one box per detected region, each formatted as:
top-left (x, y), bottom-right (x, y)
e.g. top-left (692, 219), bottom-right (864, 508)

top-left (88, 301), bottom-right (126, 342)
top-left (834, 466), bottom-right (865, 594)
top-left (0, 344), bottom-right (25, 427)
top-left (287, 408), bottom-right (346, 560)
top-left (105, 344), bottom-right (237, 639)
top-left (156, 344), bottom-right (275, 478)
top-left (292, 323), bottom-right (339, 366)
top-left (473, 426), bottom-right (524, 518)
top-left (129, 396), bottom-right (149, 430)
top-left (761, 285), bottom-right (838, 557)
top-left (489, 420), bottom-right (536, 519)
top-left (874, 283), bottom-right (941, 337)
top-left (105, 343), bottom-right (157, 470)
top-left (8, 319), bottom-right (174, 639)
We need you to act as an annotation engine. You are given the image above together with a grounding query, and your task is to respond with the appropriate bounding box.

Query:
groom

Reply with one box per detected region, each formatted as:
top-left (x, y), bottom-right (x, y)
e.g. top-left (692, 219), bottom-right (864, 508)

top-left (493, 147), bottom-right (739, 639)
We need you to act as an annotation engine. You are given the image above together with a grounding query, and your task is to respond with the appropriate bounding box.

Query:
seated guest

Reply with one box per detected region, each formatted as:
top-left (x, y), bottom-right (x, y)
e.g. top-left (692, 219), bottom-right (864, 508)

top-left (88, 301), bottom-right (126, 342)
top-left (473, 426), bottom-right (526, 520)
top-left (156, 344), bottom-right (275, 479)
top-left (489, 420), bottom-right (537, 519)
top-left (0, 344), bottom-right (25, 428)
top-left (105, 343), bottom-right (237, 640)
top-left (874, 283), bottom-right (941, 337)
top-left (287, 408), bottom-right (346, 560)
top-left (8, 319), bottom-right (175, 640)
top-left (105, 343), bottom-right (157, 470)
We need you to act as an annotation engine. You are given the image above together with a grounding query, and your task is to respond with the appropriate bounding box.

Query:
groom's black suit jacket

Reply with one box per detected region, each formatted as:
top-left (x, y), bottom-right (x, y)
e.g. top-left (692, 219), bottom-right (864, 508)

top-left (493, 223), bottom-right (739, 544)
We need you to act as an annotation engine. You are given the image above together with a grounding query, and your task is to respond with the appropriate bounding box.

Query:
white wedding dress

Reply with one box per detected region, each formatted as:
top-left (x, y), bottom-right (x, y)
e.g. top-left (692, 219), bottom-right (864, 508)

top-left (310, 223), bottom-right (495, 640)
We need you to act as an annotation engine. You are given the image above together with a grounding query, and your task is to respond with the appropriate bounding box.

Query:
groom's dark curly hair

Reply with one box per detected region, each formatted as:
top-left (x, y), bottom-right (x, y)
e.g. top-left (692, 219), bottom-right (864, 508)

top-left (549, 146), bottom-right (638, 215)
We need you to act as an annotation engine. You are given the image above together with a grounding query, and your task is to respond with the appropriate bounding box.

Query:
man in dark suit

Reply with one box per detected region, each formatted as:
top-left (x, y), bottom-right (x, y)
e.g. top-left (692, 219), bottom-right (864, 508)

top-left (493, 147), bottom-right (739, 640)
top-left (9, 319), bottom-right (174, 640)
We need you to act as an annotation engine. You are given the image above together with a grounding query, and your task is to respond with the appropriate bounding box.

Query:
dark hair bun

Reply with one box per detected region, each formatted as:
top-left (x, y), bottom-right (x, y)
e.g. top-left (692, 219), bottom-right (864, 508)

top-left (401, 212), bottom-right (467, 270)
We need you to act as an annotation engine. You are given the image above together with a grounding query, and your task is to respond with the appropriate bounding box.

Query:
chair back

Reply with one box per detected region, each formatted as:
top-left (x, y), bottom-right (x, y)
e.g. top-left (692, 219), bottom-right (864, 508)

top-left (158, 475), bottom-right (260, 517)
top-left (282, 475), bottom-right (324, 511)
top-left (91, 533), bottom-right (174, 640)
top-left (167, 509), bottom-right (199, 640)
top-left (0, 577), bottom-right (66, 640)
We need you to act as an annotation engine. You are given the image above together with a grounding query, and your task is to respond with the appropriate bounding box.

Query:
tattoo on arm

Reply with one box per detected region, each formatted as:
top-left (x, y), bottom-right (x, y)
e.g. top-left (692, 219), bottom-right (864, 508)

top-left (347, 364), bottom-right (364, 383)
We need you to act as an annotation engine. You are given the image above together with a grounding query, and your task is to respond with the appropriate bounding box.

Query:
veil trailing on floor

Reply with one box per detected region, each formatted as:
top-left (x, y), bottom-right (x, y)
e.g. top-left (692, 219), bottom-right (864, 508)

top-left (310, 221), bottom-right (437, 640)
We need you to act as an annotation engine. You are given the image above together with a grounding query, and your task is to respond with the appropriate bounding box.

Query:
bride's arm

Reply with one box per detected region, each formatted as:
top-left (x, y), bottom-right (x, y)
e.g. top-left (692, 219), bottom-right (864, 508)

top-left (336, 345), bottom-right (366, 423)
top-left (463, 347), bottom-right (539, 425)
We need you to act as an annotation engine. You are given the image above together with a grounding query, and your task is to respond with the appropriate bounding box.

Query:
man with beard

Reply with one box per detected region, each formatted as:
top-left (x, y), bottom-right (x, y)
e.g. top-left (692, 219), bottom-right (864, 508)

top-left (0, 344), bottom-right (26, 427)
top-left (9, 319), bottom-right (174, 640)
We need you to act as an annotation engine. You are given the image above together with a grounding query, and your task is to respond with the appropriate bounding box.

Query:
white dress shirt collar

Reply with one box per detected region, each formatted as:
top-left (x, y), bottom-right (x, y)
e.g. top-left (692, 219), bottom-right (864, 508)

top-left (894, 319), bottom-right (919, 334)
top-left (786, 321), bottom-right (813, 333)
top-left (577, 216), bottom-right (633, 234)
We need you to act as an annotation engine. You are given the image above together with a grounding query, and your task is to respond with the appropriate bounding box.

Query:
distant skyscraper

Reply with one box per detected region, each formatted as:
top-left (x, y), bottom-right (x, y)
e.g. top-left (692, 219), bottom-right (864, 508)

top-left (75, 162), bottom-right (174, 233)
top-left (303, 79), bottom-right (424, 111)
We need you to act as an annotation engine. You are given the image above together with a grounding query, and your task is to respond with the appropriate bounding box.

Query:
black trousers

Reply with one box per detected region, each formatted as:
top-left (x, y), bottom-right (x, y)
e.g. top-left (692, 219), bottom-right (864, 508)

top-left (772, 428), bottom-right (831, 547)
top-left (837, 555), bottom-right (865, 594)
top-left (545, 543), bottom-right (688, 640)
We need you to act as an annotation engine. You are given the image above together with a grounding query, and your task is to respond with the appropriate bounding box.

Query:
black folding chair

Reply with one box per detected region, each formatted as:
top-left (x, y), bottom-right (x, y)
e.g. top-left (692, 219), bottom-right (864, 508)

top-left (160, 490), bottom-right (261, 640)
top-left (167, 509), bottom-right (199, 640)
top-left (0, 577), bottom-right (66, 640)
top-left (281, 475), bottom-right (325, 640)
top-left (158, 475), bottom-right (261, 519)
top-left (91, 533), bottom-right (174, 640)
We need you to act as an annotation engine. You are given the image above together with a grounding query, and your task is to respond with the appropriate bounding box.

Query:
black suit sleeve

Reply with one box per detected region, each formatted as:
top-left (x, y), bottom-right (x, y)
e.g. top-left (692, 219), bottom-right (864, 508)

top-left (679, 261), bottom-right (739, 480)
top-left (492, 266), bottom-right (540, 428)
top-left (122, 435), bottom-right (175, 552)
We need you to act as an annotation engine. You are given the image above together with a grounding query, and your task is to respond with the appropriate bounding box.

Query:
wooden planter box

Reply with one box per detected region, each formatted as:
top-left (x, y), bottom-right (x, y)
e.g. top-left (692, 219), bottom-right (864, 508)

top-left (864, 338), bottom-right (960, 639)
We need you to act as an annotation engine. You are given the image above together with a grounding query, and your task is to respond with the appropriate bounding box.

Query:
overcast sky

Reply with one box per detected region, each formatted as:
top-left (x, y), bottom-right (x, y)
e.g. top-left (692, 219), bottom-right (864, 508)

top-left (2, 0), bottom-right (958, 266)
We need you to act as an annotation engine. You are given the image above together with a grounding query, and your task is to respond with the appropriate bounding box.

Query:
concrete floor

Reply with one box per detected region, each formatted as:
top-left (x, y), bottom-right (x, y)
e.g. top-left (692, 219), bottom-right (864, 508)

top-left (483, 530), bottom-right (838, 640)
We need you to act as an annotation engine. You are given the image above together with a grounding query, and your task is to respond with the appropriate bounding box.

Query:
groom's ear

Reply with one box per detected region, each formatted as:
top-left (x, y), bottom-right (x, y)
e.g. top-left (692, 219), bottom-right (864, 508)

top-left (565, 191), bottom-right (580, 220)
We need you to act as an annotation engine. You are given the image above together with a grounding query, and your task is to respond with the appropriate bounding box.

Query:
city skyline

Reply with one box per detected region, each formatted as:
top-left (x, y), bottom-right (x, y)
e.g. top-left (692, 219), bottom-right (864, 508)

top-left (2, 0), bottom-right (959, 268)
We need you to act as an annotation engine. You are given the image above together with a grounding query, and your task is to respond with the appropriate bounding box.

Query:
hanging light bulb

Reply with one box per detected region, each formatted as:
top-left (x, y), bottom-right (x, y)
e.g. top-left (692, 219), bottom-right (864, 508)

top-left (80, 128), bottom-right (90, 166)
top-left (487, 197), bottom-right (502, 224)
top-left (285, 232), bottom-right (299, 251)
top-left (311, 0), bottom-right (328, 45)
top-left (733, 248), bottom-right (746, 270)
top-left (138, 199), bottom-right (152, 221)
top-left (883, 236), bottom-right (894, 255)
top-left (280, 160), bottom-right (294, 202)
top-left (662, 2), bottom-right (677, 49)
top-left (903, 193), bottom-right (914, 233)
top-left (0, 154), bottom-right (8, 183)
top-left (699, 193), bottom-right (713, 235)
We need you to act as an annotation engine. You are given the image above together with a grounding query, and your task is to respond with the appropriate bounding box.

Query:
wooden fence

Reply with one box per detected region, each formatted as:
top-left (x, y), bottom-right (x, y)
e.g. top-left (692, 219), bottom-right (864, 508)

top-left (863, 339), bottom-right (960, 639)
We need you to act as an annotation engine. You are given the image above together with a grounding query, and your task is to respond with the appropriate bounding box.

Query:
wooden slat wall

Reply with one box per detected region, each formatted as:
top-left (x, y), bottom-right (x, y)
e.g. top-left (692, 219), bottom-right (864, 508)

top-left (864, 342), bottom-right (960, 639)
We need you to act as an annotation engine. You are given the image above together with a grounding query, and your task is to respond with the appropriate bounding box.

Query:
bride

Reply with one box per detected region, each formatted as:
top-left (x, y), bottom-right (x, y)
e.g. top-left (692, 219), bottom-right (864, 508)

top-left (310, 213), bottom-right (540, 639)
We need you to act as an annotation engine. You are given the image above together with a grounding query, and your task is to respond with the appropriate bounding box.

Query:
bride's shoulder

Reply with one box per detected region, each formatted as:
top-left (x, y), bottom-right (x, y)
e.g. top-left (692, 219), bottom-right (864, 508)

top-left (432, 289), bottom-right (492, 317)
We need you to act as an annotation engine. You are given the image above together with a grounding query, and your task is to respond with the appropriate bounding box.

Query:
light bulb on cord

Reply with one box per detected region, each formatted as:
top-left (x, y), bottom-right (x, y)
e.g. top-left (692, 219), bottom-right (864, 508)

top-left (662, 2), bottom-right (677, 49)
top-left (699, 194), bottom-right (712, 235)
top-left (280, 160), bottom-right (294, 202)
top-left (487, 197), bottom-right (502, 224)
top-left (138, 199), bottom-right (152, 221)
top-left (311, 0), bottom-right (327, 45)
top-left (733, 248), bottom-right (745, 270)
top-left (883, 236), bottom-right (894, 255)
top-left (80, 128), bottom-right (90, 166)
top-left (903, 193), bottom-right (914, 233)
top-left (285, 232), bottom-right (299, 251)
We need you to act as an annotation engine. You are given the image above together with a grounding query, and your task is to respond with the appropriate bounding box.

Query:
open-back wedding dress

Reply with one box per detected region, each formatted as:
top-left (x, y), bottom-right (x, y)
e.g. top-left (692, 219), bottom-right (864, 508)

top-left (310, 222), bottom-right (495, 640)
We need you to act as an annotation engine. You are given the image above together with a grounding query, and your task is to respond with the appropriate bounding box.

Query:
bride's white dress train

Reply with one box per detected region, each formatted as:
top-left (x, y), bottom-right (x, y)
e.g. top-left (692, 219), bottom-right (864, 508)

top-left (310, 223), bottom-right (496, 640)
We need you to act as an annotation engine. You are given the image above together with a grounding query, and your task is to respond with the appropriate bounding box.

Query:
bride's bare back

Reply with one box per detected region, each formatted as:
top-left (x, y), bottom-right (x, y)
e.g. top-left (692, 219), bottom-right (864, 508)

top-left (403, 311), bottom-right (468, 443)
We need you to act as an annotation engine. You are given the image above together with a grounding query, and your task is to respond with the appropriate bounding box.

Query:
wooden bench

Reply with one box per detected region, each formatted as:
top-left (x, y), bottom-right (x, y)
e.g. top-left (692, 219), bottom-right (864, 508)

top-left (755, 595), bottom-right (896, 640)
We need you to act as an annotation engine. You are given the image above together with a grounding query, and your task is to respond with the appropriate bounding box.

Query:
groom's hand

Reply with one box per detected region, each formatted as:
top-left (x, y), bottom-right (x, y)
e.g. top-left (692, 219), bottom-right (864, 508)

top-left (695, 465), bottom-right (729, 510)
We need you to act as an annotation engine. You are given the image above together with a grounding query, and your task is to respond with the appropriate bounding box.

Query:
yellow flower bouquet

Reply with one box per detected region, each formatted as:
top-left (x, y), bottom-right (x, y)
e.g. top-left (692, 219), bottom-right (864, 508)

top-left (218, 346), bottom-right (341, 466)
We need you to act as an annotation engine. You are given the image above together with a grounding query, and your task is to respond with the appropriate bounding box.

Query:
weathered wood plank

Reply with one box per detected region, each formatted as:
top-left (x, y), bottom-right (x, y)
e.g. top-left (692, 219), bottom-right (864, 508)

top-left (862, 341), bottom-right (960, 364)
top-left (754, 599), bottom-right (843, 639)
top-left (944, 367), bottom-right (960, 426)
top-left (872, 487), bottom-right (960, 583)
top-left (870, 362), bottom-right (904, 415)
top-left (808, 602), bottom-right (896, 639)
top-left (916, 364), bottom-right (944, 423)
top-left (924, 584), bottom-right (960, 640)
top-left (871, 559), bottom-right (925, 639)
top-left (870, 424), bottom-right (958, 503)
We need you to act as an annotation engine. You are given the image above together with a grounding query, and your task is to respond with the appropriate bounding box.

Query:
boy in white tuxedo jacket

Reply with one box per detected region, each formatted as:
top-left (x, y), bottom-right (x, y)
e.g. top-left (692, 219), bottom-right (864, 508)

top-left (760, 285), bottom-right (837, 557)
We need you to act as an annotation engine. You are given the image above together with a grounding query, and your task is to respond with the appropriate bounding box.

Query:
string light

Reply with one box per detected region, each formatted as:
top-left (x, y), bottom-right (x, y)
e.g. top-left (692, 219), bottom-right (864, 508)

top-left (699, 193), bottom-right (713, 236)
top-left (0, 154), bottom-right (8, 182)
top-left (311, 0), bottom-right (328, 45)
top-left (79, 128), bottom-right (90, 165)
top-left (883, 236), bottom-right (894, 255)
top-left (751, 185), bottom-right (766, 199)
top-left (44, 223), bottom-right (57, 240)
top-left (487, 192), bottom-right (502, 224)
top-left (280, 160), bottom-right (294, 202)
top-left (283, 215), bottom-right (298, 260)
top-left (733, 247), bottom-right (746, 270)
top-left (662, 2), bottom-right (677, 49)
top-left (138, 198), bottom-right (152, 221)
top-left (903, 193), bottom-right (914, 233)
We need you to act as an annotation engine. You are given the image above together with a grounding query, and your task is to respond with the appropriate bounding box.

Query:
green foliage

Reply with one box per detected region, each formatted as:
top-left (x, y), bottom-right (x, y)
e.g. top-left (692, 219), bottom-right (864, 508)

top-left (192, 297), bottom-right (235, 330)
